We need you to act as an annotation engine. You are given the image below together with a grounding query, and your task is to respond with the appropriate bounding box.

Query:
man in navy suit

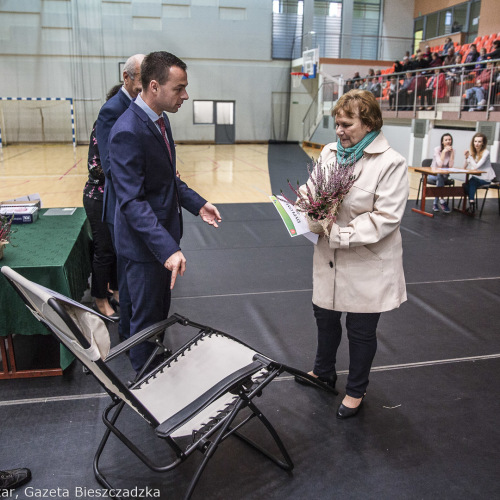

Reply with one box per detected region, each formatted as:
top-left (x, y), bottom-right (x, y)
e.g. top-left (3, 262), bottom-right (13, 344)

top-left (109, 51), bottom-right (221, 372)
top-left (96, 53), bottom-right (144, 346)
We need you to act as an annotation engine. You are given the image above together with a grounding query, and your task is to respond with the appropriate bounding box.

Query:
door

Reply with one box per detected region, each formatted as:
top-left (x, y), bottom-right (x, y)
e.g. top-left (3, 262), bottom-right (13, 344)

top-left (215, 101), bottom-right (235, 144)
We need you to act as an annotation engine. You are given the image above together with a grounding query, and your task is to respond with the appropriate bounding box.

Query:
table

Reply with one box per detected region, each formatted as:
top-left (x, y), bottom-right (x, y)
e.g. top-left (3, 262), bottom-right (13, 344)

top-left (411, 166), bottom-right (485, 217)
top-left (0, 208), bottom-right (92, 378)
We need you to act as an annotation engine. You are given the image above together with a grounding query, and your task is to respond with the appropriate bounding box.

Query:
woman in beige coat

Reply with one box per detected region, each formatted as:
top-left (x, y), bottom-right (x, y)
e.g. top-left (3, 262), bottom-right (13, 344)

top-left (295, 90), bottom-right (409, 419)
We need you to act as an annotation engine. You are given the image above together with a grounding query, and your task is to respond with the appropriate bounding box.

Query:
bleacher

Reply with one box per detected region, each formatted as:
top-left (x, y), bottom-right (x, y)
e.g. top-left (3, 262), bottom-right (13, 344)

top-left (426, 32), bottom-right (499, 58)
top-left (369, 32), bottom-right (500, 116)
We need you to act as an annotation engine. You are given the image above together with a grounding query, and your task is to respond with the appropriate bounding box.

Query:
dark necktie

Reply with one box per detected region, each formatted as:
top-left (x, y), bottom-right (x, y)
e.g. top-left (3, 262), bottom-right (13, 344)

top-left (156, 116), bottom-right (173, 162)
top-left (156, 116), bottom-right (180, 214)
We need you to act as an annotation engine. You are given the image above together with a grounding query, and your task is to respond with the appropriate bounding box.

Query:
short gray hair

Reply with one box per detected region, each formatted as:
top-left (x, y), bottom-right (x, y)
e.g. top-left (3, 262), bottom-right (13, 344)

top-left (123, 54), bottom-right (145, 80)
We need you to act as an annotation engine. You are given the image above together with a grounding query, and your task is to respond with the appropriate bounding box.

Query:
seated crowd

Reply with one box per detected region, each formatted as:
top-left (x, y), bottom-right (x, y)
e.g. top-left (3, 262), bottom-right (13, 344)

top-left (343, 34), bottom-right (500, 112)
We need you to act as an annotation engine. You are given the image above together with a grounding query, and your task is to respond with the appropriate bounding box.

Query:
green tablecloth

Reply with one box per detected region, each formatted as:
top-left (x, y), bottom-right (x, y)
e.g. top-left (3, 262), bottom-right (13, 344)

top-left (0, 208), bottom-right (92, 370)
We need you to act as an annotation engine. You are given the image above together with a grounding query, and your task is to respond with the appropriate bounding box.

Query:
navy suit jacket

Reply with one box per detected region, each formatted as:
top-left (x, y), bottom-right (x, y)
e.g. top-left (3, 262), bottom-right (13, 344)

top-left (109, 101), bottom-right (206, 264)
top-left (96, 89), bottom-right (131, 225)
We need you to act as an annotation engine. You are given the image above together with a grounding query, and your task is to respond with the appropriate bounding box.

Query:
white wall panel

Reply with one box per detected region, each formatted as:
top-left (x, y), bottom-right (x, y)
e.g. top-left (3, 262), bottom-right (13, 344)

top-left (163, 0), bottom-right (190, 5)
top-left (102, 2), bottom-right (132, 15)
top-left (219, 7), bottom-right (246, 21)
top-left (162, 5), bottom-right (191, 18)
top-left (132, 16), bottom-right (162, 30)
top-left (0, 0), bottom-right (41, 13)
top-left (192, 0), bottom-right (218, 6)
top-left (382, 123), bottom-right (412, 162)
top-left (0, 12), bottom-right (40, 29)
top-left (41, 27), bottom-right (72, 42)
top-left (381, 0), bottom-right (414, 59)
top-left (132, 2), bottom-right (162, 18)
top-left (41, 13), bottom-right (72, 28)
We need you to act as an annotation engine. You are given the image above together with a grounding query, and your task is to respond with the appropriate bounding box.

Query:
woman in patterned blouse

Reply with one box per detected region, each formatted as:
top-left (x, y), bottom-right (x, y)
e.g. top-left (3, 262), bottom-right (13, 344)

top-left (83, 84), bottom-right (122, 319)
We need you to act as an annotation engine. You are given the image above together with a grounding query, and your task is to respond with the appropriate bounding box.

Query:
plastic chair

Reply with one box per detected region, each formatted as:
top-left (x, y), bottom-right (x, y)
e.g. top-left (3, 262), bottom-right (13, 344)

top-left (0, 266), bottom-right (332, 500)
top-left (415, 159), bottom-right (456, 206)
top-left (476, 162), bottom-right (500, 216)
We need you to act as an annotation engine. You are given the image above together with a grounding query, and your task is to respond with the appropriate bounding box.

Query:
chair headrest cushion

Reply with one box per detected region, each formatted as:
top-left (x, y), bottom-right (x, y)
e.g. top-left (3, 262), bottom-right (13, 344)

top-left (64, 305), bottom-right (111, 360)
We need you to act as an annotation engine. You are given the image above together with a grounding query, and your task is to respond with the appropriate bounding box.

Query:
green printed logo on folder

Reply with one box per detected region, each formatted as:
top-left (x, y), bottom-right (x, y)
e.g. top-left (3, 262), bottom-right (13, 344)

top-left (270, 195), bottom-right (297, 236)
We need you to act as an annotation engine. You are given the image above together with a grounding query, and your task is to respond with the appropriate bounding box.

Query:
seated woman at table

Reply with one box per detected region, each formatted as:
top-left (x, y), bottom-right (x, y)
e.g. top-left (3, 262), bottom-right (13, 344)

top-left (428, 133), bottom-right (455, 213)
top-left (462, 132), bottom-right (497, 214)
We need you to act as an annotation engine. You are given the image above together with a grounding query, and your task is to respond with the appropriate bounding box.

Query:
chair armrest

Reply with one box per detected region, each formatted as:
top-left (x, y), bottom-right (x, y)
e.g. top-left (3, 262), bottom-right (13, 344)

top-left (155, 360), bottom-right (264, 438)
top-left (105, 316), bottom-right (180, 361)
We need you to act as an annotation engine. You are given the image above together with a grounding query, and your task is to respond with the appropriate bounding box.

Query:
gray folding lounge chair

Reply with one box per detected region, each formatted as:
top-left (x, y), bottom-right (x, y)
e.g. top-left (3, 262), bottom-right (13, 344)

top-left (1, 266), bottom-right (333, 499)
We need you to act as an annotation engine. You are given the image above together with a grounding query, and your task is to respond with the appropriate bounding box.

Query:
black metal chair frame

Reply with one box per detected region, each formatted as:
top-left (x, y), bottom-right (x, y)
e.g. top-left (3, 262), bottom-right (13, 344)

top-left (476, 162), bottom-right (500, 217)
top-left (1, 266), bottom-right (332, 500)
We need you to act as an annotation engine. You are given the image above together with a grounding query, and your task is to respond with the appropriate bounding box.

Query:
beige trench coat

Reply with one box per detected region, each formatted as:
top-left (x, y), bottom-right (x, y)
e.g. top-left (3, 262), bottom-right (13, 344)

top-left (304, 132), bottom-right (409, 313)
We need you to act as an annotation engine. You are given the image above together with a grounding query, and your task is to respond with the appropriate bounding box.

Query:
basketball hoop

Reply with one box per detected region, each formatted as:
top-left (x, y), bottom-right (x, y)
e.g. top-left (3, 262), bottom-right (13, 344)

top-left (291, 72), bottom-right (309, 88)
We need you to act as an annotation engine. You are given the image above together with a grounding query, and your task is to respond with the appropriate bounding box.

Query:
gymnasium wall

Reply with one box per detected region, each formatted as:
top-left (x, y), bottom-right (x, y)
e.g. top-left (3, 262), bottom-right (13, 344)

top-left (0, 0), bottom-right (289, 143)
top-left (381, 0), bottom-right (415, 60)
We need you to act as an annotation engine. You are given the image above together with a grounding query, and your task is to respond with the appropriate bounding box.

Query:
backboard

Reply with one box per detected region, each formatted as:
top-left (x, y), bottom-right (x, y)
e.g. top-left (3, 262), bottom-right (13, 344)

top-left (302, 48), bottom-right (319, 79)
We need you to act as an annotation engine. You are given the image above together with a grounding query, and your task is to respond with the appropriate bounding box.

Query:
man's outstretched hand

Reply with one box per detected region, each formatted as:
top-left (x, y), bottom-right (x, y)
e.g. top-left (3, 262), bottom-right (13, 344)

top-left (199, 202), bottom-right (222, 228)
top-left (164, 250), bottom-right (186, 289)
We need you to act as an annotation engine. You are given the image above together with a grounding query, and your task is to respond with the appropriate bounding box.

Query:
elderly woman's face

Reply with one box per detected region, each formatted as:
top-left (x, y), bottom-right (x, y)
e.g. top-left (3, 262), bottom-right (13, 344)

top-left (335, 109), bottom-right (372, 148)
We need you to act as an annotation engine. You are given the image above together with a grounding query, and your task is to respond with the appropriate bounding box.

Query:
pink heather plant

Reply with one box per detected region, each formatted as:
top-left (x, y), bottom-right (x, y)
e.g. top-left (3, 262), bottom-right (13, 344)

top-left (282, 155), bottom-right (356, 224)
top-left (0, 214), bottom-right (15, 243)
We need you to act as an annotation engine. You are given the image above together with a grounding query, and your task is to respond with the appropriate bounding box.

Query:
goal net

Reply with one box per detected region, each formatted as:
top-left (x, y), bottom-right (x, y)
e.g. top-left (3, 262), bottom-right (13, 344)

top-left (0, 97), bottom-right (75, 148)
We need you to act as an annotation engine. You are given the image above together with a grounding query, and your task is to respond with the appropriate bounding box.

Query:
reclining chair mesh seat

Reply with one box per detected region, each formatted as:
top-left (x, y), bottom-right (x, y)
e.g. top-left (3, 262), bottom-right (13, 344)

top-left (1, 266), bottom-right (331, 499)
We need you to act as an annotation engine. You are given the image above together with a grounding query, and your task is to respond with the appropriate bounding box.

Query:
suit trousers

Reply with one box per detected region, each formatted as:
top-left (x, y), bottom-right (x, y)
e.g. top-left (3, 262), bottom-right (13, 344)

top-left (108, 223), bottom-right (132, 344)
top-left (124, 258), bottom-right (172, 372)
top-left (312, 304), bottom-right (380, 398)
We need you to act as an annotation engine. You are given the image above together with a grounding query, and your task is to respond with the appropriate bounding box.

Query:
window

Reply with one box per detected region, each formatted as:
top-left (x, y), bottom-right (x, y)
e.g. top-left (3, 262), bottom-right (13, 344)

top-left (437, 10), bottom-right (452, 37)
top-left (272, 0), bottom-right (304, 59)
top-left (414, 17), bottom-right (424, 50)
top-left (414, 1), bottom-right (481, 43)
top-left (453, 4), bottom-right (468, 34)
top-left (312, 1), bottom-right (343, 58)
top-left (216, 102), bottom-right (234, 125)
top-left (329, 2), bottom-right (341, 17)
top-left (314, 0), bottom-right (340, 16)
top-left (467, 1), bottom-right (481, 41)
top-left (426, 12), bottom-right (438, 39)
top-left (193, 101), bottom-right (214, 125)
top-left (351, 0), bottom-right (381, 59)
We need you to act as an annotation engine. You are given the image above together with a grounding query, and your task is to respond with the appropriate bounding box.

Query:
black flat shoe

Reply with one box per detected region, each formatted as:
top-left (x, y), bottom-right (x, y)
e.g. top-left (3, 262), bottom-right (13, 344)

top-left (294, 372), bottom-right (338, 394)
top-left (92, 303), bottom-right (120, 321)
top-left (336, 395), bottom-right (365, 419)
top-left (0, 468), bottom-right (32, 490)
top-left (109, 297), bottom-right (120, 310)
top-left (466, 204), bottom-right (476, 217)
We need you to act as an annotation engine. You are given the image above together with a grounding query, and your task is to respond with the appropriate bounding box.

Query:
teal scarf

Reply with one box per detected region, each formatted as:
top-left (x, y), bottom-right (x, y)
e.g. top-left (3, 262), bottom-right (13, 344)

top-left (337, 130), bottom-right (380, 166)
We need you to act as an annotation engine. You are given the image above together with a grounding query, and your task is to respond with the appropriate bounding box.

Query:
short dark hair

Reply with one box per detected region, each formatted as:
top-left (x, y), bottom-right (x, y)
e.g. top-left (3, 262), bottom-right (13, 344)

top-left (141, 51), bottom-right (187, 89)
top-left (106, 84), bottom-right (122, 101)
